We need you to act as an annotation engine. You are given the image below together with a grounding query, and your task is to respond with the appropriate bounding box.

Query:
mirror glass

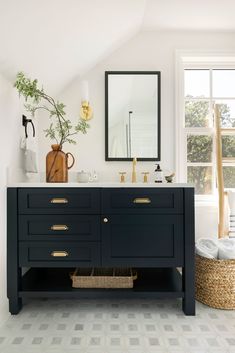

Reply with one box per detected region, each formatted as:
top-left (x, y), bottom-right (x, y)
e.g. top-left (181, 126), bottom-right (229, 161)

top-left (105, 71), bottom-right (161, 161)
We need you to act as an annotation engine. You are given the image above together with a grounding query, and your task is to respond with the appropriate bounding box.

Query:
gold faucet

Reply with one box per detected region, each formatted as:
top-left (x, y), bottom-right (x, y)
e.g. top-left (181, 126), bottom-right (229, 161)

top-left (142, 172), bottom-right (149, 183)
top-left (132, 157), bottom-right (137, 183)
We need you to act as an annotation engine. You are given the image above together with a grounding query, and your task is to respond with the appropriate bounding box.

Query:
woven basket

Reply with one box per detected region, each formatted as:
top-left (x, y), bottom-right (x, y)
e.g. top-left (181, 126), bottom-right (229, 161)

top-left (195, 254), bottom-right (235, 309)
top-left (70, 268), bottom-right (137, 289)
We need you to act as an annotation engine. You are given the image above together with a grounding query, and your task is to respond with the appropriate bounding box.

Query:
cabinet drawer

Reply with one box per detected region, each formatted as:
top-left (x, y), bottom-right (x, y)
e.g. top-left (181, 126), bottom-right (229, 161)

top-left (19, 215), bottom-right (100, 241)
top-left (18, 188), bottom-right (100, 214)
top-left (19, 242), bottom-right (101, 267)
top-left (102, 188), bottom-right (183, 214)
top-left (102, 215), bottom-right (184, 267)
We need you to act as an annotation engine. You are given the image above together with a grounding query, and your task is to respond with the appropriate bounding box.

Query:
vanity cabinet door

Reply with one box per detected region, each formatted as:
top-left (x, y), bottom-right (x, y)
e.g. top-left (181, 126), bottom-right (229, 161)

top-left (101, 215), bottom-right (184, 267)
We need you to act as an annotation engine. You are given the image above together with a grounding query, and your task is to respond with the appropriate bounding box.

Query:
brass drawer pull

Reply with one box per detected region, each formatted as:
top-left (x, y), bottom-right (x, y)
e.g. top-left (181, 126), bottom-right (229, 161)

top-left (133, 197), bottom-right (151, 204)
top-left (51, 225), bottom-right (69, 231)
top-left (51, 251), bottom-right (69, 257)
top-left (50, 198), bottom-right (68, 204)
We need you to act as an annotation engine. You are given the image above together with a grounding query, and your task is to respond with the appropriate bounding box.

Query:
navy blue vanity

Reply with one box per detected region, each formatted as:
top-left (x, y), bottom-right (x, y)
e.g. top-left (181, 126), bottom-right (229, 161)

top-left (7, 184), bottom-right (195, 315)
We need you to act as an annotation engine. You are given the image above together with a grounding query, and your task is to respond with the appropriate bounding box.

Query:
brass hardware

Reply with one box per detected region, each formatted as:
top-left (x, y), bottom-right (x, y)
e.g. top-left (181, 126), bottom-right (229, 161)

top-left (119, 172), bottom-right (126, 183)
top-left (133, 197), bottom-right (151, 204)
top-left (142, 172), bottom-right (149, 183)
top-left (132, 157), bottom-right (137, 183)
top-left (103, 218), bottom-right (109, 223)
top-left (80, 100), bottom-right (93, 121)
top-left (51, 225), bottom-right (69, 231)
top-left (51, 251), bottom-right (69, 257)
top-left (50, 198), bottom-right (68, 204)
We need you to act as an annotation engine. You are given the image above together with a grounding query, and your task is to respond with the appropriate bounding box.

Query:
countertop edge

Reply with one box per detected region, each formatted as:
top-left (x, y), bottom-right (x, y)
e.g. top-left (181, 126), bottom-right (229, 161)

top-left (7, 182), bottom-right (194, 188)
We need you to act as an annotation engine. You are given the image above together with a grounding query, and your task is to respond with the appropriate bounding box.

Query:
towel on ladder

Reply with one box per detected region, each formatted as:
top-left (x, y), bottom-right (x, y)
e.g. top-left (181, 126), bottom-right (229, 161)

top-left (228, 191), bottom-right (235, 238)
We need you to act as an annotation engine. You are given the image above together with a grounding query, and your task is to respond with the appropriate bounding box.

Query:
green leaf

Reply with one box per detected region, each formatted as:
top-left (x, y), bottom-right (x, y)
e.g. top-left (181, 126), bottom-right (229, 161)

top-left (14, 72), bottom-right (90, 147)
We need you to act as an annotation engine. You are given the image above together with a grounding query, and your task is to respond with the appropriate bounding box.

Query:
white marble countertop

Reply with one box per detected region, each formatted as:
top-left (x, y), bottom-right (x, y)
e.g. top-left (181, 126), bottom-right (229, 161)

top-left (7, 182), bottom-right (194, 188)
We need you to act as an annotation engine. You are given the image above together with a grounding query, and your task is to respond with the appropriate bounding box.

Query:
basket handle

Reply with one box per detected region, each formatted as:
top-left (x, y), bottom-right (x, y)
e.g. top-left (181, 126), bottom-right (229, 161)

top-left (69, 268), bottom-right (78, 279)
top-left (131, 269), bottom-right (138, 281)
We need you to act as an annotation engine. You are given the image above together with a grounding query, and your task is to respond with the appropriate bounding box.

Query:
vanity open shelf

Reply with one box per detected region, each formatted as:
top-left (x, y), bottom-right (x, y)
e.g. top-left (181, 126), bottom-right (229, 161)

top-left (7, 185), bottom-right (195, 315)
top-left (20, 268), bottom-right (183, 298)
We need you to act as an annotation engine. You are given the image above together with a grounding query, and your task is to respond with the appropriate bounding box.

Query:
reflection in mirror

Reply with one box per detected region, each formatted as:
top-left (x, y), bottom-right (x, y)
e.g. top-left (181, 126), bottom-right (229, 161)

top-left (105, 72), bottom-right (161, 161)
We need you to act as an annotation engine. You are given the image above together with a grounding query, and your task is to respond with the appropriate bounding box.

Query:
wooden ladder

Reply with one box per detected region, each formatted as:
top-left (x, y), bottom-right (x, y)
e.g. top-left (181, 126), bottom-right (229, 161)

top-left (214, 104), bottom-right (235, 238)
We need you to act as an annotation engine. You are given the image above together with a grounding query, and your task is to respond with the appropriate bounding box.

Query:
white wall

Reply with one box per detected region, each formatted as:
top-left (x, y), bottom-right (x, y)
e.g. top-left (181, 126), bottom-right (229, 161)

top-left (0, 29), bottom-right (233, 316)
top-left (0, 74), bottom-right (24, 319)
top-left (37, 30), bottom-right (235, 238)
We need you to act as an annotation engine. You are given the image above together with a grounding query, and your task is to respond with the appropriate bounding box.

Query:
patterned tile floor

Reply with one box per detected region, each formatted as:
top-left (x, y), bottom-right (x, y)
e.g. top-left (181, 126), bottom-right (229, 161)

top-left (0, 298), bottom-right (235, 353)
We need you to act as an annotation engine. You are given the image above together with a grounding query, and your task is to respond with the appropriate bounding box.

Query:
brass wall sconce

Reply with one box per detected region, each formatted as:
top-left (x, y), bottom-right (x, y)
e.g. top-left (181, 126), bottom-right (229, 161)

top-left (80, 100), bottom-right (93, 121)
top-left (80, 80), bottom-right (93, 121)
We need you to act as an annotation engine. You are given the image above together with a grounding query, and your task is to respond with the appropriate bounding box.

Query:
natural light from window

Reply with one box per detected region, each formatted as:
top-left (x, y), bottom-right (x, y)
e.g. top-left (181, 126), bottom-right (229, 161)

top-left (184, 69), bottom-right (235, 196)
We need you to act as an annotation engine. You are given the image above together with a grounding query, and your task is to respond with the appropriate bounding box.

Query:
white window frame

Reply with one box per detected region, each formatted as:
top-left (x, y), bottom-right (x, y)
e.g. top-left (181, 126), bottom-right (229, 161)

top-left (175, 51), bottom-right (235, 203)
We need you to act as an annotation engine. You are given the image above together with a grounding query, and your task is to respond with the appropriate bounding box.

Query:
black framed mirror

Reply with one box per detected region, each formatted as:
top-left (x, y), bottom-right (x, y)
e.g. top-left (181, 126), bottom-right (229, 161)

top-left (105, 71), bottom-right (161, 161)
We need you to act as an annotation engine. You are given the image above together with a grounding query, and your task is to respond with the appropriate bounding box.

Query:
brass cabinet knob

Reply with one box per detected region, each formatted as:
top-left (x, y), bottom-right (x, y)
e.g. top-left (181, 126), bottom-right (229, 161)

top-left (103, 218), bottom-right (109, 223)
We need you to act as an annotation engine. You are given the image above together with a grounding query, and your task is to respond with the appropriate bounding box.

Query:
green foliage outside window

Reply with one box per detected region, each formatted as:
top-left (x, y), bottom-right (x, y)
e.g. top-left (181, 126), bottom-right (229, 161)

top-left (185, 99), bottom-right (209, 127)
top-left (185, 97), bottom-right (235, 193)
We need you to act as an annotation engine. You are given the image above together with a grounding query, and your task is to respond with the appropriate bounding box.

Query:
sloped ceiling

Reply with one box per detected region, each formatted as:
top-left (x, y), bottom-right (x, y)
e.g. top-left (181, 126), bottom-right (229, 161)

top-left (0, 0), bottom-right (146, 93)
top-left (1, 0), bottom-right (235, 94)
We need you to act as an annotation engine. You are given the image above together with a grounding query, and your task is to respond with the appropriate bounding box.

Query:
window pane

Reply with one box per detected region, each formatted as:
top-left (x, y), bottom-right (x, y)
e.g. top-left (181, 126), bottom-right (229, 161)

top-left (187, 135), bottom-right (213, 162)
top-left (185, 70), bottom-right (210, 98)
top-left (215, 101), bottom-right (235, 128)
top-left (213, 70), bottom-right (235, 98)
top-left (187, 166), bottom-right (212, 194)
top-left (185, 100), bottom-right (210, 127)
top-left (222, 135), bottom-right (235, 159)
top-left (223, 166), bottom-right (235, 188)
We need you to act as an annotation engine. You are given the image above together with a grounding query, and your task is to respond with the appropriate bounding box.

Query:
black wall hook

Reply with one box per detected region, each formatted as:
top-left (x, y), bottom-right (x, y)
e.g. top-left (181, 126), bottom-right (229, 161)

top-left (22, 115), bottom-right (35, 138)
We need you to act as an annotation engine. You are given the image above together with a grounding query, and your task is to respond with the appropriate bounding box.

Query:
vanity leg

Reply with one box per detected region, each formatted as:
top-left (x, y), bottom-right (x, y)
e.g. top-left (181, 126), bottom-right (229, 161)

top-left (9, 298), bottom-right (22, 315)
top-left (183, 188), bottom-right (195, 316)
top-left (182, 267), bottom-right (195, 316)
top-left (7, 189), bottom-right (22, 315)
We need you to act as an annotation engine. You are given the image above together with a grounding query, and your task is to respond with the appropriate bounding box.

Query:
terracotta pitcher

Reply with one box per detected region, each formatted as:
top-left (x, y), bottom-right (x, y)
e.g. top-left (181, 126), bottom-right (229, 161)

top-left (46, 144), bottom-right (75, 183)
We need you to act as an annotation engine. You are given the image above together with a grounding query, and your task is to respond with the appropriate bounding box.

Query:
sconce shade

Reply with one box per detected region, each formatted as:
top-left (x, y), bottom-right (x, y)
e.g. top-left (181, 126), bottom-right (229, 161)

top-left (80, 80), bottom-right (93, 120)
top-left (81, 80), bottom-right (89, 101)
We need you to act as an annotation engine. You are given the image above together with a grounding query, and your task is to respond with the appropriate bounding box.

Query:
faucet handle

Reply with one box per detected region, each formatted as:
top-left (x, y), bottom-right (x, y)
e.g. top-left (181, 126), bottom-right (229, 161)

top-left (142, 172), bottom-right (149, 183)
top-left (119, 172), bottom-right (127, 183)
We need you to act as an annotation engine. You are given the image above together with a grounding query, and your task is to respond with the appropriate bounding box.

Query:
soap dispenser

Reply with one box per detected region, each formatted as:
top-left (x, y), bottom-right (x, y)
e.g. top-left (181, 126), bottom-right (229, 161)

top-left (155, 164), bottom-right (163, 183)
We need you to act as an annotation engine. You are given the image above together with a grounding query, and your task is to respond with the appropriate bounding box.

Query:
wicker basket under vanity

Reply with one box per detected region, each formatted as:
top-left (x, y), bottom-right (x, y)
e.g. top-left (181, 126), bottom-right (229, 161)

top-left (70, 268), bottom-right (137, 289)
top-left (195, 254), bottom-right (235, 310)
